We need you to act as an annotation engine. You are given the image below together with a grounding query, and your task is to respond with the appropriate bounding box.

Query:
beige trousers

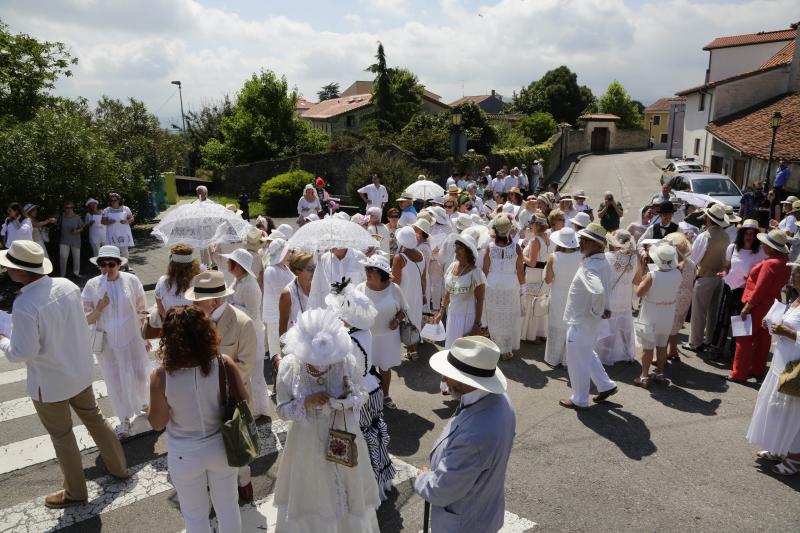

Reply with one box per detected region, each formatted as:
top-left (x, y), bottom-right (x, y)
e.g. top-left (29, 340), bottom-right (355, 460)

top-left (32, 386), bottom-right (128, 500)
top-left (689, 276), bottom-right (723, 348)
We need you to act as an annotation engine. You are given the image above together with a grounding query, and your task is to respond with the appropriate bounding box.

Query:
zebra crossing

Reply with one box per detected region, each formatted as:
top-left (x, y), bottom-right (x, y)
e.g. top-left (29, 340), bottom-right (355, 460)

top-left (0, 358), bottom-right (536, 532)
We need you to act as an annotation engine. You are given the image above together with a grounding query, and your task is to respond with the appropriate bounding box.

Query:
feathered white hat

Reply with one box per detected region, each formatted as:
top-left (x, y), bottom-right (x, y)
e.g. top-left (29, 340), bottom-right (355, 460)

top-left (283, 308), bottom-right (353, 367)
top-left (325, 277), bottom-right (378, 330)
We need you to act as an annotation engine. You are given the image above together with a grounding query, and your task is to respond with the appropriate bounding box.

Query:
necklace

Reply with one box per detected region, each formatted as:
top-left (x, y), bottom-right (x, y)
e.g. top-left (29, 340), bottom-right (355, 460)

top-left (306, 363), bottom-right (330, 385)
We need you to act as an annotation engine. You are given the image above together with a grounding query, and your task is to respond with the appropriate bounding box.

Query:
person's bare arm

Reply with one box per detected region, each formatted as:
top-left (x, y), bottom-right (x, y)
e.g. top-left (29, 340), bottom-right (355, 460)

top-left (278, 288), bottom-right (292, 337)
top-left (515, 244), bottom-right (525, 285)
top-left (147, 368), bottom-right (169, 431)
top-left (392, 254), bottom-right (404, 285)
top-left (482, 248), bottom-right (490, 276)
top-left (523, 238), bottom-right (540, 268)
top-left (472, 283), bottom-right (486, 334)
top-left (635, 272), bottom-right (653, 298)
top-left (544, 254), bottom-right (555, 285)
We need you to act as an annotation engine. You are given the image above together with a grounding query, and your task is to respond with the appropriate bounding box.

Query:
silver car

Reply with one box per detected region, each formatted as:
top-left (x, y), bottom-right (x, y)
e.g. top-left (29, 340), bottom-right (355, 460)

top-left (660, 160), bottom-right (704, 184)
top-left (665, 173), bottom-right (743, 207)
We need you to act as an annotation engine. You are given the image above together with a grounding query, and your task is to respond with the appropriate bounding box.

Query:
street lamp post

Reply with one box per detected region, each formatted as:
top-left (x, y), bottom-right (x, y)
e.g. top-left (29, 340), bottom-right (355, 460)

top-left (171, 80), bottom-right (186, 133)
top-left (764, 111), bottom-right (782, 190)
top-left (450, 112), bottom-right (465, 157)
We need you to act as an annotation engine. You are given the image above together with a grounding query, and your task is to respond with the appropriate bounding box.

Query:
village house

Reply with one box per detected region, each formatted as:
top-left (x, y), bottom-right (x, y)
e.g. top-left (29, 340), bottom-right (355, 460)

top-left (448, 90), bottom-right (505, 114)
top-left (644, 98), bottom-right (673, 149)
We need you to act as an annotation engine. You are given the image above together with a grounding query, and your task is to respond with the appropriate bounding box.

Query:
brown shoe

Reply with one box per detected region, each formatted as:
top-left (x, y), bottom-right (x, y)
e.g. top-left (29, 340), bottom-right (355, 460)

top-left (44, 490), bottom-right (87, 509)
top-left (237, 482), bottom-right (254, 502)
top-left (558, 399), bottom-right (588, 411)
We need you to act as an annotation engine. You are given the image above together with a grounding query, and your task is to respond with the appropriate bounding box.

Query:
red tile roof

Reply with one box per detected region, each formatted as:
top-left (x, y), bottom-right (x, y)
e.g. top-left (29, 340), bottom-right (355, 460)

top-left (703, 28), bottom-right (795, 50)
top-left (644, 97), bottom-right (673, 113)
top-left (578, 113), bottom-right (620, 121)
top-left (706, 92), bottom-right (800, 161)
top-left (760, 41), bottom-right (795, 69)
top-left (295, 97), bottom-right (315, 111)
top-left (302, 94), bottom-right (372, 119)
top-left (449, 95), bottom-right (492, 107)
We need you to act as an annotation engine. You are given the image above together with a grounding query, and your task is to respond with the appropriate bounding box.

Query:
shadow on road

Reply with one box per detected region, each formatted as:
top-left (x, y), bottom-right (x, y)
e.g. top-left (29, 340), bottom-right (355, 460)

top-left (385, 410), bottom-right (435, 456)
top-left (500, 357), bottom-right (549, 390)
top-left (754, 459), bottom-right (800, 492)
top-left (576, 403), bottom-right (657, 460)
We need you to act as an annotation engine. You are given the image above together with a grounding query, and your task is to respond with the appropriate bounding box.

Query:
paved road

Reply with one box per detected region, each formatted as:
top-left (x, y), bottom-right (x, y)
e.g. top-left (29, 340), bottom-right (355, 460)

top-left (1, 150), bottom-right (798, 532)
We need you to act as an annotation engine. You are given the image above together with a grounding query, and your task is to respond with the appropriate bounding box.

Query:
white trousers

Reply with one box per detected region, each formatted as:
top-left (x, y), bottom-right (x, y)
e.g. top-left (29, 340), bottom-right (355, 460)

top-left (168, 437), bottom-right (241, 533)
top-left (566, 322), bottom-right (616, 407)
top-left (59, 244), bottom-right (81, 276)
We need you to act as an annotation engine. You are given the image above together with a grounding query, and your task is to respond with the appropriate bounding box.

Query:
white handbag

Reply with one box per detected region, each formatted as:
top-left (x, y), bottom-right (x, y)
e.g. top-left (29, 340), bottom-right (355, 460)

top-left (91, 327), bottom-right (106, 353)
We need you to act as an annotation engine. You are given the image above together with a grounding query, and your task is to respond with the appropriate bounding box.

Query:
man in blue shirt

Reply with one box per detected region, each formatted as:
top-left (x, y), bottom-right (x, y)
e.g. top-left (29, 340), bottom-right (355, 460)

top-left (774, 160), bottom-right (791, 201)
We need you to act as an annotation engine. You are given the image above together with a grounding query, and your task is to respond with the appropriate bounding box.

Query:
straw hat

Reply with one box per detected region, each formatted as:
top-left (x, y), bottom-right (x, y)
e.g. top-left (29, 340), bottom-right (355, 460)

top-left (490, 215), bottom-right (513, 237)
top-left (757, 229), bottom-right (790, 254)
top-left (220, 248), bottom-right (256, 278)
top-left (508, 187), bottom-right (523, 198)
top-left (455, 213), bottom-right (474, 231)
top-left (225, 203), bottom-right (243, 216)
top-left (412, 218), bottom-right (431, 237)
top-left (0, 240), bottom-right (52, 275)
top-left (244, 226), bottom-right (267, 250)
top-left (648, 242), bottom-right (679, 271)
top-left (570, 212), bottom-right (591, 229)
top-left (429, 336), bottom-right (507, 394)
top-left (723, 204), bottom-right (742, 224)
top-left (550, 227), bottom-right (579, 249)
top-left (664, 232), bottom-right (691, 260)
top-left (184, 270), bottom-right (235, 301)
top-left (574, 190), bottom-right (587, 199)
top-left (325, 278), bottom-right (378, 331)
top-left (447, 184), bottom-right (462, 195)
top-left (780, 195), bottom-right (799, 205)
top-left (739, 219), bottom-right (759, 230)
top-left (397, 191), bottom-right (414, 203)
top-left (396, 226), bottom-right (418, 250)
top-left (283, 309), bottom-right (353, 367)
top-left (90, 245), bottom-right (128, 267)
top-left (577, 222), bottom-right (607, 245)
top-left (359, 254), bottom-right (392, 275)
top-left (704, 203), bottom-right (730, 228)
top-left (791, 200), bottom-right (800, 214)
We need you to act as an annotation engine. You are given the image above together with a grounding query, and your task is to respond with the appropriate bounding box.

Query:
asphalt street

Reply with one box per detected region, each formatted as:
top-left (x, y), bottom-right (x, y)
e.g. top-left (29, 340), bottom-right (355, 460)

top-left (1, 149), bottom-right (798, 532)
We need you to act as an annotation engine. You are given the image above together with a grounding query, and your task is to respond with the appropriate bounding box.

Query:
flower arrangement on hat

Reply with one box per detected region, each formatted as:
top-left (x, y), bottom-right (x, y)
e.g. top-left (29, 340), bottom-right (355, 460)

top-left (283, 308), bottom-right (354, 368)
top-left (325, 277), bottom-right (378, 331)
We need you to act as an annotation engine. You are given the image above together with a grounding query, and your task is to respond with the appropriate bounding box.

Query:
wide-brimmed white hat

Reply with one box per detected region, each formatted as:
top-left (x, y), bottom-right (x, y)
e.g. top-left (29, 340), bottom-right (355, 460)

top-left (184, 270), bottom-right (235, 301)
top-left (412, 218), bottom-right (431, 237)
top-left (429, 336), bottom-right (507, 394)
top-left (461, 225), bottom-right (491, 250)
top-left (277, 224), bottom-right (294, 239)
top-left (570, 211), bottom-right (591, 229)
top-left (550, 227), bottom-right (579, 249)
top-left (220, 248), bottom-right (256, 278)
top-left (244, 226), bottom-right (267, 250)
top-left (90, 245), bottom-right (129, 267)
top-left (429, 206), bottom-right (450, 226)
top-left (265, 238), bottom-right (288, 266)
top-left (85, 198), bottom-right (99, 207)
top-left (780, 195), bottom-right (799, 205)
top-left (704, 203), bottom-right (730, 228)
top-left (757, 229), bottom-right (790, 254)
top-left (359, 254), bottom-right (392, 275)
top-left (325, 277), bottom-right (378, 331)
top-left (283, 308), bottom-right (353, 367)
top-left (452, 233), bottom-right (479, 263)
top-left (0, 240), bottom-right (53, 275)
top-left (455, 213), bottom-right (474, 231)
top-left (648, 242), bottom-right (679, 271)
top-left (396, 226), bottom-right (418, 250)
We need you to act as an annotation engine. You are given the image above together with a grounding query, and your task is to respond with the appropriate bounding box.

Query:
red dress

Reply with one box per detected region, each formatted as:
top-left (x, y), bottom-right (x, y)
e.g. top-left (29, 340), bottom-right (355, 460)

top-left (730, 255), bottom-right (790, 380)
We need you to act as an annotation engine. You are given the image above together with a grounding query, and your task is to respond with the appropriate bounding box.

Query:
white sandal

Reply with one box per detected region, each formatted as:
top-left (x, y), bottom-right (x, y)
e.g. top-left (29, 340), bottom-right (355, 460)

top-left (757, 450), bottom-right (784, 462)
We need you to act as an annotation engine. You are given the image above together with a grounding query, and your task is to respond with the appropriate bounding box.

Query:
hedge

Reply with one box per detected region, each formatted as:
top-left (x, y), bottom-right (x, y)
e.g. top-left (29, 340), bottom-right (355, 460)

top-left (259, 169), bottom-right (314, 217)
top-left (493, 142), bottom-right (553, 173)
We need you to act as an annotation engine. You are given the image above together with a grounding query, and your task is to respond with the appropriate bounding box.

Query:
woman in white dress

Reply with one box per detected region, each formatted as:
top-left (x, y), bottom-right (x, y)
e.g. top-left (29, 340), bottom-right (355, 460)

top-left (83, 199), bottom-right (107, 258)
top-left (521, 215), bottom-right (550, 343)
top-left (275, 252), bottom-right (314, 372)
top-left (358, 255), bottom-right (407, 411)
top-left (325, 279), bottom-right (396, 500)
top-left (154, 244), bottom-right (198, 319)
top-left (101, 192), bottom-right (135, 266)
top-left (544, 227), bottom-right (582, 367)
top-left (297, 184), bottom-right (321, 225)
top-left (433, 233), bottom-right (486, 347)
top-left (596, 230), bottom-right (641, 365)
top-left (482, 215), bottom-right (524, 360)
top-left (412, 218), bottom-right (432, 313)
top-left (82, 245), bottom-right (150, 437)
top-left (746, 265), bottom-right (800, 475)
top-left (24, 204), bottom-right (56, 258)
top-left (263, 239), bottom-right (294, 361)
top-left (222, 248), bottom-right (269, 418)
top-left (634, 243), bottom-right (682, 388)
top-left (275, 309), bottom-right (380, 532)
top-left (665, 232), bottom-right (696, 360)
top-left (545, 209), bottom-right (566, 253)
top-left (427, 206), bottom-right (453, 315)
top-left (1, 202), bottom-right (33, 249)
top-left (392, 226), bottom-right (426, 359)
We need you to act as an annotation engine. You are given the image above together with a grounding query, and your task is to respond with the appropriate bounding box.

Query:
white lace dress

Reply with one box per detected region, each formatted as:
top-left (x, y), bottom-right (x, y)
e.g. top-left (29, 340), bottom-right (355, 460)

top-left (596, 251), bottom-right (637, 365)
top-left (443, 262), bottom-right (487, 348)
top-left (274, 353), bottom-right (380, 533)
top-left (746, 303), bottom-right (800, 454)
top-left (545, 251), bottom-right (582, 366)
top-left (485, 242), bottom-right (521, 354)
top-left (521, 236), bottom-right (549, 340)
top-left (397, 252), bottom-right (424, 332)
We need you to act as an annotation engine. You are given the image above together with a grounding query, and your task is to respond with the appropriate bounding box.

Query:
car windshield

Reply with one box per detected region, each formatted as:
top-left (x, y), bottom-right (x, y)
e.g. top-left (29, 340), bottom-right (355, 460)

top-left (691, 178), bottom-right (742, 196)
top-left (679, 164), bottom-right (703, 172)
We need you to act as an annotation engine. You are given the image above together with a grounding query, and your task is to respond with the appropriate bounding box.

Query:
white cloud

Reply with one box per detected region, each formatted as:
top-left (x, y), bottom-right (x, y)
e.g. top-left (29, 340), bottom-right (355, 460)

top-left (2, 0), bottom-right (797, 126)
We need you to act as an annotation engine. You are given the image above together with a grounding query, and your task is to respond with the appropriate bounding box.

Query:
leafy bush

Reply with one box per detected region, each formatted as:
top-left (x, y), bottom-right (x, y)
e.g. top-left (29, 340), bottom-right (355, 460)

top-left (494, 143), bottom-right (553, 173)
top-left (494, 122), bottom-right (532, 150)
top-left (259, 169), bottom-right (315, 217)
top-left (450, 151), bottom-right (487, 175)
top-left (346, 148), bottom-right (425, 210)
top-left (516, 112), bottom-right (558, 144)
top-left (399, 113), bottom-right (449, 160)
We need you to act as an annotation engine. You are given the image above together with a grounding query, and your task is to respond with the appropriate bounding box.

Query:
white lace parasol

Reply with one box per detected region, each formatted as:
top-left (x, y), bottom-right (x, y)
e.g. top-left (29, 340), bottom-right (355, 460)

top-left (286, 217), bottom-right (376, 252)
top-left (405, 180), bottom-right (445, 201)
top-left (151, 202), bottom-right (251, 247)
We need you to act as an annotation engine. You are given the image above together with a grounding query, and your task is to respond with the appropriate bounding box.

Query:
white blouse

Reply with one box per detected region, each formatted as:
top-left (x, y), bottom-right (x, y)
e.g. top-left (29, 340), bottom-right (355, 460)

top-left (154, 275), bottom-right (193, 315)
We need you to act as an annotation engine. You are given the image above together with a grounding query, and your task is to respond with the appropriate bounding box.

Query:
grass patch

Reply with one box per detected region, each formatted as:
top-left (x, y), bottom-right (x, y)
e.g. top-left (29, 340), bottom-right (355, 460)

top-left (176, 195), bottom-right (265, 218)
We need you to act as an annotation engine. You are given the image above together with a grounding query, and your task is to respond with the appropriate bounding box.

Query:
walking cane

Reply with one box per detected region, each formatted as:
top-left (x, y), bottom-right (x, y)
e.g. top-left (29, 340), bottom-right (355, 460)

top-left (423, 500), bottom-right (430, 532)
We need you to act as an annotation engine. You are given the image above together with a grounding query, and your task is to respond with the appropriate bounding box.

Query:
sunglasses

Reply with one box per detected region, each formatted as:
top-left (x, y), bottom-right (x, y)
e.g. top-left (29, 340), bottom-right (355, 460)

top-left (304, 265), bottom-right (316, 272)
top-left (98, 261), bottom-right (119, 268)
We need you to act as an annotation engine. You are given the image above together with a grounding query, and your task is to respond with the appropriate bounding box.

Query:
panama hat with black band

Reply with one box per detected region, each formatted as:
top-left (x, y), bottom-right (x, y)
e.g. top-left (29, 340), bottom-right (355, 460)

top-left (184, 270), bottom-right (235, 301)
top-left (429, 336), bottom-right (507, 394)
top-left (704, 203), bottom-right (730, 228)
top-left (0, 240), bottom-right (53, 275)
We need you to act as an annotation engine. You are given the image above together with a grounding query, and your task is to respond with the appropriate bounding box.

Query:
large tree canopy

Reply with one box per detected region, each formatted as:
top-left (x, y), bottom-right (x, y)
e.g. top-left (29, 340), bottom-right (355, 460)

top-left (598, 80), bottom-right (642, 129)
top-left (365, 43), bottom-right (423, 133)
top-left (512, 66), bottom-right (595, 124)
top-left (317, 82), bottom-right (340, 102)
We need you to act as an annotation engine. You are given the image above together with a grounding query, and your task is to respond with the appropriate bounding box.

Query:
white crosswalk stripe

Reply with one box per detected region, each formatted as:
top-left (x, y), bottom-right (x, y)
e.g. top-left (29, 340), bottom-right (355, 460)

top-left (0, 368), bottom-right (27, 386)
top-left (0, 380), bottom-right (108, 423)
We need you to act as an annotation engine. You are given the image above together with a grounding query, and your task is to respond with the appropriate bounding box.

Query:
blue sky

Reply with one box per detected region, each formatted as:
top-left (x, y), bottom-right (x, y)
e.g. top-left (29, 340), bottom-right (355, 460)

top-left (3, 0), bottom-right (796, 126)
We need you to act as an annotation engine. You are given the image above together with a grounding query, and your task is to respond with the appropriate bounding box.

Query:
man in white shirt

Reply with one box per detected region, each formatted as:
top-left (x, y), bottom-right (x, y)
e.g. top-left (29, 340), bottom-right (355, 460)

top-left (502, 169), bottom-right (519, 193)
top-left (491, 171), bottom-right (506, 195)
top-left (308, 247), bottom-right (367, 309)
top-left (559, 224), bottom-right (618, 410)
top-left (0, 241), bottom-right (128, 508)
top-left (357, 174), bottom-right (389, 213)
top-left (446, 174), bottom-right (457, 188)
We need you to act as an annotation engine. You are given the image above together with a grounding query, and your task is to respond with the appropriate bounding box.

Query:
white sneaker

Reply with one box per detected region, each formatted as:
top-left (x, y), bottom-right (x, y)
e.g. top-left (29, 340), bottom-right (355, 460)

top-left (115, 418), bottom-right (131, 439)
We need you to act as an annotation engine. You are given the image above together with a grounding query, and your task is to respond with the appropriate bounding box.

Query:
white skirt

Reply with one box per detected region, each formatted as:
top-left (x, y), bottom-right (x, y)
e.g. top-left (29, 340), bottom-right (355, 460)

top-left (544, 327), bottom-right (567, 367)
top-left (485, 287), bottom-right (521, 354)
top-left (445, 310), bottom-right (475, 349)
top-left (98, 339), bottom-right (151, 420)
top-left (596, 314), bottom-right (636, 365)
top-left (371, 331), bottom-right (402, 371)
top-left (746, 370), bottom-right (800, 454)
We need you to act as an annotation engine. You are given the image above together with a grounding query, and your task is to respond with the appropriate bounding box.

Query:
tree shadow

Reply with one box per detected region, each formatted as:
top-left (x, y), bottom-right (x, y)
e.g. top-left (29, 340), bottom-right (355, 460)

top-left (576, 403), bottom-right (657, 460)
top-left (384, 410), bottom-right (435, 456)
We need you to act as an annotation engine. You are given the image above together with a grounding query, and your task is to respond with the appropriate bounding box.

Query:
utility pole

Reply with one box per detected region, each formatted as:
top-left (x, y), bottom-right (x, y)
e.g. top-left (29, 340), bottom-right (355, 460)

top-left (171, 80), bottom-right (186, 133)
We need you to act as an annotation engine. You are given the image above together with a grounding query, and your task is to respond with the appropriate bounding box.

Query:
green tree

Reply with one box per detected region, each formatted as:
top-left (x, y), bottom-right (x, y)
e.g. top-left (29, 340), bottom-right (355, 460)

top-left (451, 102), bottom-right (499, 154)
top-left (346, 148), bottom-right (425, 207)
top-left (0, 21), bottom-right (78, 123)
top-left (598, 80), bottom-right (642, 129)
top-left (580, 85), bottom-right (598, 114)
top-left (515, 112), bottom-right (558, 144)
top-left (317, 82), bottom-right (340, 101)
top-left (185, 96), bottom-right (233, 174)
top-left (399, 113), bottom-right (449, 159)
top-left (512, 66), bottom-right (594, 124)
top-left (366, 42), bottom-right (393, 132)
top-left (365, 43), bottom-right (423, 133)
top-left (494, 122), bottom-right (531, 150)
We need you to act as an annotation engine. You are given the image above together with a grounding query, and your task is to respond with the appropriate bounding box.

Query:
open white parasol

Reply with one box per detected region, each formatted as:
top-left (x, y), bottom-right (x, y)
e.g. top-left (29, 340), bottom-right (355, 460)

top-left (674, 191), bottom-right (721, 208)
top-left (286, 217), bottom-right (377, 253)
top-left (405, 180), bottom-right (445, 201)
top-left (151, 202), bottom-right (251, 248)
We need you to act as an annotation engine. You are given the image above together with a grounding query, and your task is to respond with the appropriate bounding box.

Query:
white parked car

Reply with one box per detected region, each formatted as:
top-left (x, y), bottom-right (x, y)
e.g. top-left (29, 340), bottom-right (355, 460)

top-left (665, 173), bottom-right (743, 207)
top-left (660, 160), bottom-right (704, 184)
